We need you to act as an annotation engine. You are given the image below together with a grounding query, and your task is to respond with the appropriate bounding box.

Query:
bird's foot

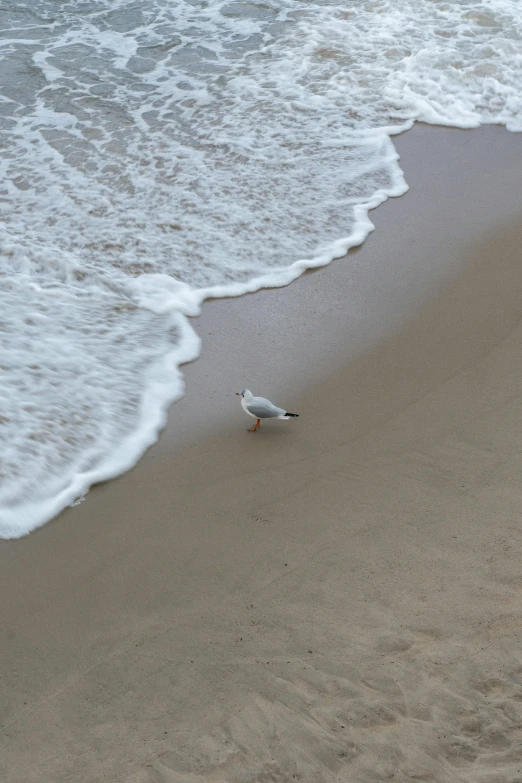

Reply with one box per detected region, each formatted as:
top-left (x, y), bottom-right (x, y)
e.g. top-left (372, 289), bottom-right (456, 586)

top-left (247, 427), bottom-right (257, 432)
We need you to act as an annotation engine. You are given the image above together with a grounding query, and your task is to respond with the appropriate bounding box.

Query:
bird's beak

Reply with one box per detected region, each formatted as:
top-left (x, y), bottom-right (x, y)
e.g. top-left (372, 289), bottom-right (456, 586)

top-left (235, 392), bottom-right (240, 396)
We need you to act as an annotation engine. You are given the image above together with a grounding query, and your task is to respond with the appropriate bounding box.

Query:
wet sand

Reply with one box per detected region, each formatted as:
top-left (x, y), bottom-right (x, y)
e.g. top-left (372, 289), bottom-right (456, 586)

top-left (2, 125), bottom-right (522, 782)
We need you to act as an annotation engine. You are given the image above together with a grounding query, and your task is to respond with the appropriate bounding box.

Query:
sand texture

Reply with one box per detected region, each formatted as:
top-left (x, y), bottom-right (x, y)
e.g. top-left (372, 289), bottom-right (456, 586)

top-left (1, 126), bottom-right (522, 782)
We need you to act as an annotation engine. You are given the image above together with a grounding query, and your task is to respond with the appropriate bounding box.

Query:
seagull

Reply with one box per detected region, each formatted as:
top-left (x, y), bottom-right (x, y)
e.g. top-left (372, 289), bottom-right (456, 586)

top-left (236, 389), bottom-right (299, 432)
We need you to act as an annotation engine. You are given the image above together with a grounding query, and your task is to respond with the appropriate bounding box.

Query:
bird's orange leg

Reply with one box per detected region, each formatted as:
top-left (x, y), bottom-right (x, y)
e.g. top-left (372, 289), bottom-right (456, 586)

top-left (248, 418), bottom-right (261, 432)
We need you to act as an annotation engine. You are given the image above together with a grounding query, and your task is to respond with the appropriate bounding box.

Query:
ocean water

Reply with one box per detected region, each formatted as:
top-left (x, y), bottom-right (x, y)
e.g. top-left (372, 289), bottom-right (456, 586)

top-left (1, 0), bottom-right (521, 538)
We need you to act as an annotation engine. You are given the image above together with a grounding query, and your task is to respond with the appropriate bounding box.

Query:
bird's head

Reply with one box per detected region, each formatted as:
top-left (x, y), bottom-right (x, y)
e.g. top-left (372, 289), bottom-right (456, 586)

top-left (236, 389), bottom-right (252, 398)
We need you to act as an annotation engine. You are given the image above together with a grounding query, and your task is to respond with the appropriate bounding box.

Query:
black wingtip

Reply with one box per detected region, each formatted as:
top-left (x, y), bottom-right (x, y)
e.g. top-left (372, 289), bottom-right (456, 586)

top-left (285, 412), bottom-right (299, 417)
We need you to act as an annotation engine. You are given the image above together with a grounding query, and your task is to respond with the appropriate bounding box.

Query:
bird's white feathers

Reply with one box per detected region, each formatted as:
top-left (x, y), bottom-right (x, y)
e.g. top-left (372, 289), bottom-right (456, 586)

top-left (238, 390), bottom-right (296, 420)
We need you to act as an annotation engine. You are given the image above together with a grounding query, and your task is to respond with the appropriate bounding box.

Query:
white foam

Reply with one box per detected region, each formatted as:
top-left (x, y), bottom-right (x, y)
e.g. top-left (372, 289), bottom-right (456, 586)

top-left (1, 0), bottom-right (521, 537)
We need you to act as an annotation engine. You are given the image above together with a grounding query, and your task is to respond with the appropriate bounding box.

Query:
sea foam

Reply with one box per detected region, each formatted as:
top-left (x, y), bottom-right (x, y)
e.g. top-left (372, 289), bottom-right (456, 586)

top-left (1, 0), bottom-right (521, 537)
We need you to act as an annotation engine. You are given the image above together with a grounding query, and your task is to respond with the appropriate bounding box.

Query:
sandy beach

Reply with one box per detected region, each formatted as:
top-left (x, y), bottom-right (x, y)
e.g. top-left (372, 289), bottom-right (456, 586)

top-left (2, 124), bottom-right (522, 782)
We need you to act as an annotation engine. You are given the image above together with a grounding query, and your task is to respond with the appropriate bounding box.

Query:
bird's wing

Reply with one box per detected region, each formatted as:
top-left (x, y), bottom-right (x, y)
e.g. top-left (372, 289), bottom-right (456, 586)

top-left (246, 396), bottom-right (285, 418)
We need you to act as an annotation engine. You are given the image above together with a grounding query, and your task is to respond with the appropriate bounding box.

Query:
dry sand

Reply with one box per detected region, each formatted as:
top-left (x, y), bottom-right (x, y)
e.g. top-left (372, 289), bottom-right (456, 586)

top-left (1, 125), bottom-right (522, 783)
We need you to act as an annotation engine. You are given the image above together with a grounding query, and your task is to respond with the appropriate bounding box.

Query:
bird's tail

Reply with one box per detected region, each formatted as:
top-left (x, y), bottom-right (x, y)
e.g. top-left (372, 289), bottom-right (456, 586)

top-left (284, 412), bottom-right (299, 418)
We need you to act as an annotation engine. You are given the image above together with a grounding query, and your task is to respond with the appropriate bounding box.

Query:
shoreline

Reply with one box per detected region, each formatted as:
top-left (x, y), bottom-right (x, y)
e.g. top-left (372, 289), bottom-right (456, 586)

top-left (3, 122), bottom-right (521, 537)
top-left (150, 122), bottom-right (522, 456)
top-left (2, 124), bottom-right (522, 782)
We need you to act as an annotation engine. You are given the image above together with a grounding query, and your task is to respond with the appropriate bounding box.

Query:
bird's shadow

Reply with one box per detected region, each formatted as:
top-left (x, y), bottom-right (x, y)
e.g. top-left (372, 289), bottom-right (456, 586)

top-left (244, 425), bottom-right (296, 438)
